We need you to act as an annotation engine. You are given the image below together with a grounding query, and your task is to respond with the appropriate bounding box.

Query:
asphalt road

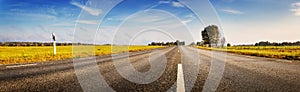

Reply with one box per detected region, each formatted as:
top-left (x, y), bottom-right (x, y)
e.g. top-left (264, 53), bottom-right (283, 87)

top-left (0, 46), bottom-right (300, 92)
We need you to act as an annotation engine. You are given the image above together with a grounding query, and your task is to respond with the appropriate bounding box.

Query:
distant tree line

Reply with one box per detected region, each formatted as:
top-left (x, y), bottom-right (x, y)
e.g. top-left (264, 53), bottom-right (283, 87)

top-left (0, 42), bottom-right (77, 46)
top-left (148, 40), bottom-right (185, 46)
top-left (254, 41), bottom-right (300, 46)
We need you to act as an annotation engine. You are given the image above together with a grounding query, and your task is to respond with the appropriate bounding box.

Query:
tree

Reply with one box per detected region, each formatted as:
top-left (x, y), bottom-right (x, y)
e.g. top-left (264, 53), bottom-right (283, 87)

top-left (201, 29), bottom-right (210, 46)
top-left (227, 43), bottom-right (231, 47)
top-left (221, 37), bottom-right (226, 48)
top-left (201, 25), bottom-right (220, 47)
top-left (175, 40), bottom-right (180, 46)
top-left (206, 25), bottom-right (220, 46)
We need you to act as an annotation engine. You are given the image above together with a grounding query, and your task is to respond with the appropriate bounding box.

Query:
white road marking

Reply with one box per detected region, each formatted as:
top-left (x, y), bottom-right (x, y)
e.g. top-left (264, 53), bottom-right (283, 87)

top-left (177, 64), bottom-right (185, 92)
top-left (6, 63), bottom-right (37, 68)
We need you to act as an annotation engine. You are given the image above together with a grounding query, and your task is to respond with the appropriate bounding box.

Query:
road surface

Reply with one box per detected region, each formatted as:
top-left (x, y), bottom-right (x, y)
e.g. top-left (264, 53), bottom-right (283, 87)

top-left (0, 46), bottom-right (300, 92)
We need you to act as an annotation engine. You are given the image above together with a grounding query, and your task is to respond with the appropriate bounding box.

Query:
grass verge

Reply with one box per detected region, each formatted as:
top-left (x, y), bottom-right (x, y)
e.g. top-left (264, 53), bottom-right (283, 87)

top-left (0, 46), bottom-right (165, 65)
top-left (197, 46), bottom-right (300, 60)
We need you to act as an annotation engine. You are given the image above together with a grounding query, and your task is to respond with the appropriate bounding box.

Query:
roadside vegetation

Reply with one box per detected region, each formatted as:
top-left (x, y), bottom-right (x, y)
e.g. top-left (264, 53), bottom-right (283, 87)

top-left (0, 46), bottom-right (165, 65)
top-left (197, 46), bottom-right (300, 60)
top-left (196, 25), bottom-right (300, 61)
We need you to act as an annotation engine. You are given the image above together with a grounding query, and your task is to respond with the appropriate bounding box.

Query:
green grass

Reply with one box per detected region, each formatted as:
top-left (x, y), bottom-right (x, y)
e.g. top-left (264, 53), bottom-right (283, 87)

top-left (0, 46), bottom-right (165, 65)
top-left (197, 46), bottom-right (300, 60)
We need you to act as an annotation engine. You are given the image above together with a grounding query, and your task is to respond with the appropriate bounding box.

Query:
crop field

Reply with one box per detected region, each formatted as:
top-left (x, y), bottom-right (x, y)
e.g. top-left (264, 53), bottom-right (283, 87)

top-left (198, 46), bottom-right (300, 60)
top-left (0, 46), bottom-right (165, 65)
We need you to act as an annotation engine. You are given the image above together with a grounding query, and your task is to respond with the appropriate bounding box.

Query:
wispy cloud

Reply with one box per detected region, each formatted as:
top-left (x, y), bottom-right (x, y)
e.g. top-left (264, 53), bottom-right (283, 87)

top-left (290, 2), bottom-right (300, 16)
top-left (6, 12), bottom-right (57, 20)
top-left (181, 19), bottom-right (192, 25)
top-left (149, 1), bottom-right (184, 9)
top-left (70, 1), bottom-right (101, 16)
top-left (181, 14), bottom-right (195, 25)
top-left (172, 2), bottom-right (184, 8)
top-left (221, 8), bottom-right (244, 14)
top-left (76, 20), bottom-right (98, 25)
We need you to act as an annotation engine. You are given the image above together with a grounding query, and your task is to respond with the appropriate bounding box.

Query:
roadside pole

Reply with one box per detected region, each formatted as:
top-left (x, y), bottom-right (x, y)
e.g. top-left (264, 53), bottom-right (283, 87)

top-left (52, 33), bottom-right (56, 55)
top-left (53, 41), bottom-right (56, 55)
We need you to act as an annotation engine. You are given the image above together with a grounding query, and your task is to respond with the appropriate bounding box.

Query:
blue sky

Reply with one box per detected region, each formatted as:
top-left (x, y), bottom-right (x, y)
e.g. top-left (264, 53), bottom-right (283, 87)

top-left (0, 0), bottom-right (299, 45)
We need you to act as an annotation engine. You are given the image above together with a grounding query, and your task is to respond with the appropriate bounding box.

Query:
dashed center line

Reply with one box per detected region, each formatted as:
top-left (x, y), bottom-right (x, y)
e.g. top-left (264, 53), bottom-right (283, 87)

top-left (177, 64), bottom-right (185, 92)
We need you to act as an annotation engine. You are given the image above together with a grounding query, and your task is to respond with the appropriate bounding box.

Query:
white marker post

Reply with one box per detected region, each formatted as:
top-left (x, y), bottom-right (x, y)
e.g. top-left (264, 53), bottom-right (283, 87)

top-left (52, 33), bottom-right (56, 55)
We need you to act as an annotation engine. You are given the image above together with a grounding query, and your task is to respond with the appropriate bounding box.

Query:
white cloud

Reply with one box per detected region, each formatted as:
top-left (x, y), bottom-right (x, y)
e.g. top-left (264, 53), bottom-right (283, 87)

top-left (70, 1), bottom-right (101, 16)
top-left (290, 2), bottom-right (300, 16)
top-left (76, 20), bottom-right (98, 25)
top-left (221, 8), bottom-right (244, 14)
top-left (150, 1), bottom-right (184, 9)
top-left (181, 19), bottom-right (192, 25)
top-left (172, 2), bottom-right (184, 8)
top-left (181, 14), bottom-right (195, 25)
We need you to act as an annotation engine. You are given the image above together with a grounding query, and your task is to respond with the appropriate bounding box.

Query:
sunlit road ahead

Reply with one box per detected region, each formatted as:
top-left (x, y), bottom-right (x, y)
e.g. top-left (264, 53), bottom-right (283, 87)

top-left (1, 46), bottom-right (300, 92)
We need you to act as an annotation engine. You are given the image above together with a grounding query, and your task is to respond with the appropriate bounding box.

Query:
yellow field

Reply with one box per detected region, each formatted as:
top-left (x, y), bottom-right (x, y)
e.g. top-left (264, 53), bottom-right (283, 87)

top-left (0, 46), bottom-right (165, 65)
top-left (198, 46), bottom-right (300, 60)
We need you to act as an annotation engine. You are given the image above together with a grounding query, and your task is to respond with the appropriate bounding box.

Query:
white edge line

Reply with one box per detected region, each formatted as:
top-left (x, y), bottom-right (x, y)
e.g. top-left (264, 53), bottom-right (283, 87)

top-left (6, 63), bottom-right (38, 68)
top-left (177, 64), bottom-right (185, 92)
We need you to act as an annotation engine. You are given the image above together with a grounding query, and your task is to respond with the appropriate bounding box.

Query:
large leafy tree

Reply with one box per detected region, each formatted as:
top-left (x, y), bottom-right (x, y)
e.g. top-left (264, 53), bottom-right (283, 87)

top-left (201, 29), bottom-right (210, 46)
top-left (201, 25), bottom-right (220, 47)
